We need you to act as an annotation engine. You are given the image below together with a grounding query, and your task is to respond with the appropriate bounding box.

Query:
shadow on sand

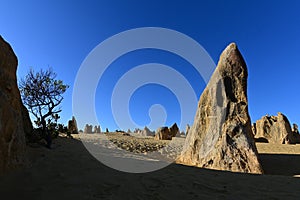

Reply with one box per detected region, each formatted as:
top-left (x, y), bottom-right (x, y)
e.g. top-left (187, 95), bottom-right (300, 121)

top-left (0, 137), bottom-right (300, 200)
top-left (259, 153), bottom-right (300, 176)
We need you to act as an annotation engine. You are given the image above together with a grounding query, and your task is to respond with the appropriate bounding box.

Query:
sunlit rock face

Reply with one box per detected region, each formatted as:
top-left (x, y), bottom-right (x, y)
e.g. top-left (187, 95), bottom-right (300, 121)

top-left (177, 43), bottom-right (263, 174)
top-left (255, 113), bottom-right (300, 144)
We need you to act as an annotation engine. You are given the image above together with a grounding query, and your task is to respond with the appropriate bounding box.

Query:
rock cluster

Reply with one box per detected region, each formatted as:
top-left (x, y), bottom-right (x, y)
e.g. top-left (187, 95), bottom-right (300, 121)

top-left (133, 128), bottom-right (141, 135)
top-left (154, 123), bottom-right (179, 140)
top-left (154, 127), bottom-right (169, 140)
top-left (176, 43), bottom-right (263, 174)
top-left (84, 124), bottom-right (93, 133)
top-left (143, 126), bottom-right (155, 136)
top-left (254, 113), bottom-right (300, 144)
top-left (0, 36), bottom-right (31, 173)
top-left (133, 126), bottom-right (155, 137)
top-left (68, 116), bottom-right (78, 134)
top-left (94, 125), bottom-right (101, 133)
top-left (84, 124), bottom-right (101, 133)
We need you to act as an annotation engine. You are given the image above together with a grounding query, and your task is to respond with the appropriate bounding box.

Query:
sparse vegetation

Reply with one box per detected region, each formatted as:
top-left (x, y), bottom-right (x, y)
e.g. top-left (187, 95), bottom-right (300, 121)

top-left (19, 67), bottom-right (69, 148)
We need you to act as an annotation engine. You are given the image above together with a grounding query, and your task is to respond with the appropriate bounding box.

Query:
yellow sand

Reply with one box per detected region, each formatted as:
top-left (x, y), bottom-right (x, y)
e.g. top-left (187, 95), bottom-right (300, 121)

top-left (256, 143), bottom-right (300, 154)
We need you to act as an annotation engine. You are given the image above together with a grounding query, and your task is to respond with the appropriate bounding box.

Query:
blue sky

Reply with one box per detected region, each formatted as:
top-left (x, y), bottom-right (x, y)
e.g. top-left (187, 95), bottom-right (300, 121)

top-left (1, 0), bottom-right (299, 131)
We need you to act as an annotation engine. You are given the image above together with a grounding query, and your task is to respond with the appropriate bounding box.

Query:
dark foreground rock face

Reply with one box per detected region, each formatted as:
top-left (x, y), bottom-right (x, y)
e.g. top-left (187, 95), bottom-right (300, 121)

top-left (0, 36), bottom-right (28, 173)
top-left (255, 113), bottom-right (300, 144)
top-left (177, 43), bottom-right (263, 174)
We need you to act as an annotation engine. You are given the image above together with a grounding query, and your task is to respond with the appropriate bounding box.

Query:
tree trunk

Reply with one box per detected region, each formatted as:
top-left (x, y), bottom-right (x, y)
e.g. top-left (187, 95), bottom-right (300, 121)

top-left (41, 117), bottom-right (52, 148)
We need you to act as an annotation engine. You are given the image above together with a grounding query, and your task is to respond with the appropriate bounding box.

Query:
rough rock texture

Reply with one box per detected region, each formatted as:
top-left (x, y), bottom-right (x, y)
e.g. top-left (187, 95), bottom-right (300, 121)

top-left (255, 113), bottom-right (300, 144)
top-left (176, 43), bottom-right (263, 174)
top-left (154, 123), bottom-right (179, 140)
top-left (84, 124), bottom-right (93, 133)
top-left (68, 116), bottom-right (78, 134)
top-left (154, 127), bottom-right (170, 140)
top-left (0, 36), bottom-right (27, 173)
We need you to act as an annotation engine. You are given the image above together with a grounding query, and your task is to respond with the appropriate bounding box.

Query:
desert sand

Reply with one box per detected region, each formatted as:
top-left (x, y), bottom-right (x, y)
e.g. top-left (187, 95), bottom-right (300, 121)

top-left (1, 134), bottom-right (300, 200)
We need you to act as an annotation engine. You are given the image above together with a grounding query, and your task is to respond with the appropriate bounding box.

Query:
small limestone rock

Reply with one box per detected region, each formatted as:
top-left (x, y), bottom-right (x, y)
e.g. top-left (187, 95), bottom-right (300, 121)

top-left (255, 113), bottom-right (299, 144)
top-left (142, 126), bottom-right (155, 136)
top-left (93, 125), bottom-right (101, 133)
top-left (154, 123), bottom-right (179, 140)
top-left (84, 124), bottom-right (93, 133)
top-left (169, 123), bottom-right (180, 137)
top-left (68, 116), bottom-right (78, 134)
top-left (132, 127), bottom-right (154, 137)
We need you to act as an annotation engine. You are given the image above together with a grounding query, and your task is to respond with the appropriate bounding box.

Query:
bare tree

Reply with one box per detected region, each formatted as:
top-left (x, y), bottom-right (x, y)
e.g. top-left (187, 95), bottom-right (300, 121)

top-left (19, 68), bottom-right (69, 147)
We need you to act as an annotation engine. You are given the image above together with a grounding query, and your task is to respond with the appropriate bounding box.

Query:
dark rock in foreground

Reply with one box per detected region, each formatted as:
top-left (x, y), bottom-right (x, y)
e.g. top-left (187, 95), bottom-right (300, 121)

top-left (0, 36), bottom-right (29, 173)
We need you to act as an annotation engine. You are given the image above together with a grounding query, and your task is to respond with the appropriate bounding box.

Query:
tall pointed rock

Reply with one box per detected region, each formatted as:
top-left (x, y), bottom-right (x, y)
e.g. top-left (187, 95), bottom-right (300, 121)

top-left (177, 43), bottom-right (263, 174)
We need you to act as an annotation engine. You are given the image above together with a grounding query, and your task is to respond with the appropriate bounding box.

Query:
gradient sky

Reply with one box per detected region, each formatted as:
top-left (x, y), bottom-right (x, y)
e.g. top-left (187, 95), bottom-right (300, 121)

top-left (1, 0), bottom-right (299, 131)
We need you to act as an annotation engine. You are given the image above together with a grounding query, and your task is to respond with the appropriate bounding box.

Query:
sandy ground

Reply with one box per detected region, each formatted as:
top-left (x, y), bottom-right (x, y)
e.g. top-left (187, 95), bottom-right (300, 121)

top-left (1, 134), bottom-right (300, 199)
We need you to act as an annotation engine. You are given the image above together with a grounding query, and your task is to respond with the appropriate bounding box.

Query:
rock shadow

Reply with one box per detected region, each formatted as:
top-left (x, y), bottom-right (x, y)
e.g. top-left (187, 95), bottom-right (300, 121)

top-left (259, 153), bottom-right (300, 176)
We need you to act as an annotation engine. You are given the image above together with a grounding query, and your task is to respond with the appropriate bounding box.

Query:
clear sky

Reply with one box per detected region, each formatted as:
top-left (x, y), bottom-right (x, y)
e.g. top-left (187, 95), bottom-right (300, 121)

top-left (1, 0), bottom-right (299, 131)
